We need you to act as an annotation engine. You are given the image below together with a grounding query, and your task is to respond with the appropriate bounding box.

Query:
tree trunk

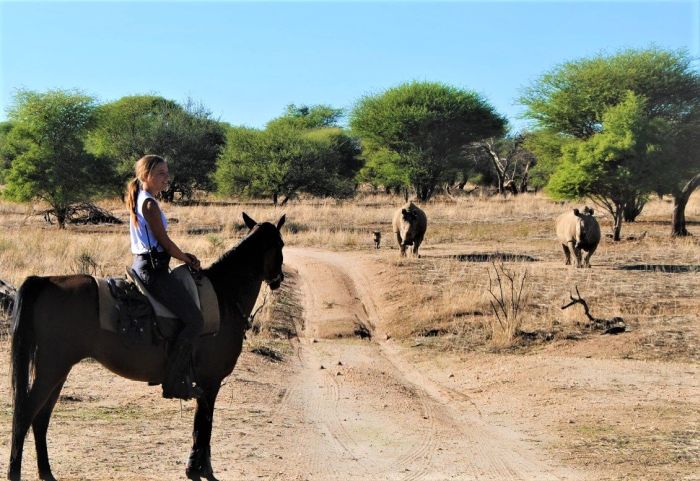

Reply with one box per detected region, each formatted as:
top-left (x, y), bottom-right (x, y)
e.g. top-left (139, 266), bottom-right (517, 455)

top-left (55, 206), bottom-right (68, 230)
top-left (672, 173), bottom-right (700, 236)
top-left (612, 206), bottom-right (624, 241)
top-left (415, 184), bottom-right (431, 202)
top-left (623, 201), bottom-right (644, 222)
top-left (272, 192), bottom-right (278, 206)
top-left (518, 161), bottom-right (532, 193)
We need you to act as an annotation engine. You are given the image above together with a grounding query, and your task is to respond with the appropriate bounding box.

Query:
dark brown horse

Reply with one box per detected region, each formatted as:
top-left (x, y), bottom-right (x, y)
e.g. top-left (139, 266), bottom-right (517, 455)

top-left (8, 212), bottom-right (285, 481)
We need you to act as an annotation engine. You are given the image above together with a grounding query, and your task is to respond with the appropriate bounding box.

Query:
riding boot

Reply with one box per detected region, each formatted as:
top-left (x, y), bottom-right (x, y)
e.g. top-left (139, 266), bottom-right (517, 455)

top-left (162, 341), bottom-right (203, 400)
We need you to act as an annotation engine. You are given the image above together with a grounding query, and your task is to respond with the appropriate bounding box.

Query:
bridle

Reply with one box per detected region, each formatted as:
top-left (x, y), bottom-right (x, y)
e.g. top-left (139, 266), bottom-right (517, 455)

top-left (235, 223), bottom-right (284, 332)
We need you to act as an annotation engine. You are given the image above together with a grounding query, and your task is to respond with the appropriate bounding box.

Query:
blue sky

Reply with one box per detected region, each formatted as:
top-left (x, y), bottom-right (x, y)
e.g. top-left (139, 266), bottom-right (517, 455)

top-left (1, 1), bottom-right (697, 132)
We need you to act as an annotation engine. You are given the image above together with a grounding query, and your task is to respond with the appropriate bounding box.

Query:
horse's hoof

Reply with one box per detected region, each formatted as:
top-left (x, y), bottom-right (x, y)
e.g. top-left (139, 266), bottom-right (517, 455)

top-left (186, 470), bottom-right (219, 481)
top-left (39, 473), bottom-right (57, 481)
top-left (7, 467), bottom-right (21, 481)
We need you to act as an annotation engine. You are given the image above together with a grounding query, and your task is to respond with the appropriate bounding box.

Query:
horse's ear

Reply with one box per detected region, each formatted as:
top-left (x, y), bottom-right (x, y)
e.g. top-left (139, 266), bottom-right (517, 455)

top-left (276, 214), bottom-right (286, 231)
top-left (242, 212), bottom-right (257, 230)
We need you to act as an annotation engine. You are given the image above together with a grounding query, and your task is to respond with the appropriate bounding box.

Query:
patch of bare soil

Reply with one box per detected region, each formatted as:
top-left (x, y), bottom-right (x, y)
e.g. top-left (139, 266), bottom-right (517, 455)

top-left (326, 249), bottom-right (699, 481)
top-left (0, 343), bottom-right (309, 481)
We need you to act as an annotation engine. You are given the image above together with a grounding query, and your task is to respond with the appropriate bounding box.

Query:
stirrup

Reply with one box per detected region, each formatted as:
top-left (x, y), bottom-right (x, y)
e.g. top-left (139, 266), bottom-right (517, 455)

top-left (162, 379), bottom-right (203, 400)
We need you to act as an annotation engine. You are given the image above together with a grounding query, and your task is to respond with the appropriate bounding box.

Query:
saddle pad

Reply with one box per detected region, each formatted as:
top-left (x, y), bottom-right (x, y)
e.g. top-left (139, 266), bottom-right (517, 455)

top-left (94, 266), bottom-right (220, 337)
top-left (128, 264), bottom-right (200, 318)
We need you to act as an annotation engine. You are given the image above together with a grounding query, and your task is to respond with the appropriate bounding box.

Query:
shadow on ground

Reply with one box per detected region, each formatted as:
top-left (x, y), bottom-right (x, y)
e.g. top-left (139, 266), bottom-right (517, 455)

top-left (617, 264), bottom-right (700, 273)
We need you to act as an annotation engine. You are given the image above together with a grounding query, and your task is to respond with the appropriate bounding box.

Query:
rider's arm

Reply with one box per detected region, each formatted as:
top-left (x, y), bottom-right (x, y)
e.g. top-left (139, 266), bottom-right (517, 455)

top-left (142, 199), bottom-right (200, 269)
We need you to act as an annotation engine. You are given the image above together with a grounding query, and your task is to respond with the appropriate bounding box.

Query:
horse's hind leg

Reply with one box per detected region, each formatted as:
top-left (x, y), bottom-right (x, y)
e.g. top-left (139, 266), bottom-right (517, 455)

top-left (33, 378), bottom-right (67, 481)
top-left (9, 364), bottom-right (71, 481)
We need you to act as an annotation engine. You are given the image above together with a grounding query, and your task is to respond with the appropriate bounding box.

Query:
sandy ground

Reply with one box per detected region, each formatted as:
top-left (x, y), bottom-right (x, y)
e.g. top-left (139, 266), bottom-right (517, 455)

top-left (1, 246), bottom-right (698, 480)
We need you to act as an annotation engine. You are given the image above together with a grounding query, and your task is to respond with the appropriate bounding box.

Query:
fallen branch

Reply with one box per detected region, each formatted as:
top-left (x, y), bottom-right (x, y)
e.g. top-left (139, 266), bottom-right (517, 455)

top-left (41, 203), bottom-right (123, 226)
top-left (561, 286), bottom-right (626, 335)
top-left (0, 278), bottom-right (16, 322)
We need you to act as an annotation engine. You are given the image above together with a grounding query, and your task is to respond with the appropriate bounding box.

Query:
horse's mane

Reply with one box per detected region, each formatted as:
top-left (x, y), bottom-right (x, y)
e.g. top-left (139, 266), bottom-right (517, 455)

top-left (208, 230), bottom-right (251, 272)
top-left (206, 222), bottom-right (280, 281)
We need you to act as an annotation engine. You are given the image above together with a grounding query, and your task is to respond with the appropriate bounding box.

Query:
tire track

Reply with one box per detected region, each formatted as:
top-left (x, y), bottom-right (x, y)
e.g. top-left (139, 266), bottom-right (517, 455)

top-left (287, 249), bottom-right (443, 480)
top-left (286, 247), bottom-right (587, 481)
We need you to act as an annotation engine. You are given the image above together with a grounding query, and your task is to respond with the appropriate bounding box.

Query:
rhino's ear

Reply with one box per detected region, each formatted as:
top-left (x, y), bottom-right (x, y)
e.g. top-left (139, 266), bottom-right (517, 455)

top-left (242, 212), bottom-right (257, 230)
top-left (584, 206), bottom-right (594, 215)
top-left (573, 208), bottom-right (581, 217)
top-left (276, 214), bottom-right (286, 231)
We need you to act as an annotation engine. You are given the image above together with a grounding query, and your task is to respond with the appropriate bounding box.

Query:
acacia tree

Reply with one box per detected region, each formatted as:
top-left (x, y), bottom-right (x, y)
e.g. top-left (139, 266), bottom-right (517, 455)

top-left (521, 48), bottom-right (700, 234)
top-left (668, 125), bottom-right (700, 235)
top-left (87, 95), bottom-right (226, 200)
top-left (356, 148), bottom-right (409, 195)
top-left (266, 104), bottom-right (344, 130)
top-left (3, 89), bottom-right (108, 228)
top-left (0, 121), bottom-right (15, 182)
top-left (215, 111), bottom-right (361, 205)
top-left (350, 81), bottom-right (506, 201)
top-left (546, 93), bottom-right (667, 241)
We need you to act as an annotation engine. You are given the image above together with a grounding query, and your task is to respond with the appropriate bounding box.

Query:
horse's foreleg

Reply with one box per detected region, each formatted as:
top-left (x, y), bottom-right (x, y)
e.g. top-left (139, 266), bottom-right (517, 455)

top-left (186, 383), bottom-right (221, 480)
top-left (33, 378), bottom-right (67, 481)
top-left (9, 368), bottom-right (68, 481)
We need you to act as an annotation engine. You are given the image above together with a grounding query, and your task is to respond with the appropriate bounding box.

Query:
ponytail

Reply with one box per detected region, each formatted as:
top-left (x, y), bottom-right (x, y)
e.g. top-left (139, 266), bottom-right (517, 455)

top-left (126, 178), bottom-right (140, 227)
top-left (125, 154), bottom-right (166, 227)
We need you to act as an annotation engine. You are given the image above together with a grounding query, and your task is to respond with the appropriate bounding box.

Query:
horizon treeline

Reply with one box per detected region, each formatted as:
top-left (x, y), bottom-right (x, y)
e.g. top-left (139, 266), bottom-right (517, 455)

top-left (0, 47), bottom-right (698, 238)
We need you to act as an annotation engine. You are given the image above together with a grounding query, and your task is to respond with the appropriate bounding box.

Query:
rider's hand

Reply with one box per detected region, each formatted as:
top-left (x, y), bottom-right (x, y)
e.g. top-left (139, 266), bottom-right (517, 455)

top-left (185, 253), bottom-right (201, 271)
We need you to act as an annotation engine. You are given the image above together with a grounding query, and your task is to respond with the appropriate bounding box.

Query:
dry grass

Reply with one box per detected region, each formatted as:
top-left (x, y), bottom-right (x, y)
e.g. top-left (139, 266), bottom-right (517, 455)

top-left (559, 401), bottom-right (700, 481)
top-left (1, 191), bottom-right (699, 356)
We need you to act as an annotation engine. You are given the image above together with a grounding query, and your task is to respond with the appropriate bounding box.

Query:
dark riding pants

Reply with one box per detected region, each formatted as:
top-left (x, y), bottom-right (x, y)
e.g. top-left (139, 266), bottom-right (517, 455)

top-left (132, 254), bottom-right (204, 343)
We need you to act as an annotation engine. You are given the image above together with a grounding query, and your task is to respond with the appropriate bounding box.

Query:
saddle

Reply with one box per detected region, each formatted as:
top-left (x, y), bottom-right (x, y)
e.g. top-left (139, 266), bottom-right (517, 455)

top-left (93, 264), bottom-right (220, 345)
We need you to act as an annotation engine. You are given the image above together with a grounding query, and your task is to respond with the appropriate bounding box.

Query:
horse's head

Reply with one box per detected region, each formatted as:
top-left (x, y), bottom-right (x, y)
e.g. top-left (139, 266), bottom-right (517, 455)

top-left (242, 212), bottom-right (286, 290)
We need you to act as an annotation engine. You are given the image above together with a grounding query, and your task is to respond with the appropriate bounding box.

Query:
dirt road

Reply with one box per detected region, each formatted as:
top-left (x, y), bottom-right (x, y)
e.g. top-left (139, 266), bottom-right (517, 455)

top-left (277, 247), bottom-right (586, 481)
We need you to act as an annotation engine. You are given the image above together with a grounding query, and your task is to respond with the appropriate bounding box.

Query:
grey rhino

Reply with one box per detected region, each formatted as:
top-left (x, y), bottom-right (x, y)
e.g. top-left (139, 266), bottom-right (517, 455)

top-left (392, 202), bottom-right (427, 257)
top-left (556, 206), bottom-right (601, 268)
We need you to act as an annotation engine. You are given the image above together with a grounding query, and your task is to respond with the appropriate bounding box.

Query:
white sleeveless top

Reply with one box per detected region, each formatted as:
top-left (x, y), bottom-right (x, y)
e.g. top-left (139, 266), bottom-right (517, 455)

top-left (130, 189), bottom-right (168, 254)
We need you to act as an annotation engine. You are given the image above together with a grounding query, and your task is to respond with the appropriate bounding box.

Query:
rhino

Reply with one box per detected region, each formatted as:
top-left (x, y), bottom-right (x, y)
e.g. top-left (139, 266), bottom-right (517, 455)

top-left (392, 202), bottom-right (427, 257)
top-left (556, 206), bottom-right (601, 268)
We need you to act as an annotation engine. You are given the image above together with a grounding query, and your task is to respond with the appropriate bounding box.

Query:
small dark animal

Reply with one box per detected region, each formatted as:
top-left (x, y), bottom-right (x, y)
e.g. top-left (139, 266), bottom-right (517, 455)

top-left (373, 231), bottom-right (381, 249)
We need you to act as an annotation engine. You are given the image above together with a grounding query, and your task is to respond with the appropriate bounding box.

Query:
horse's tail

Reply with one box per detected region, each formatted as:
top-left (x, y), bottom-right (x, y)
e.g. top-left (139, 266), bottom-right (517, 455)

top-left (10, 276), bottom-right (46, 433)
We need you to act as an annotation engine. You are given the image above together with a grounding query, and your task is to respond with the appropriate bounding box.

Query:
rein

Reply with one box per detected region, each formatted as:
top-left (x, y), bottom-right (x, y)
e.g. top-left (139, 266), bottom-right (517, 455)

top-left (235, 284), bottom-right (270, 333)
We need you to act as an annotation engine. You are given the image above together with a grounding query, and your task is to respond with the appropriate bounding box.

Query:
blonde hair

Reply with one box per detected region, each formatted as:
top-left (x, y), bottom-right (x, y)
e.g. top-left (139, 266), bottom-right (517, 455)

top-left (126, 155), bottom-right (166, 226)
